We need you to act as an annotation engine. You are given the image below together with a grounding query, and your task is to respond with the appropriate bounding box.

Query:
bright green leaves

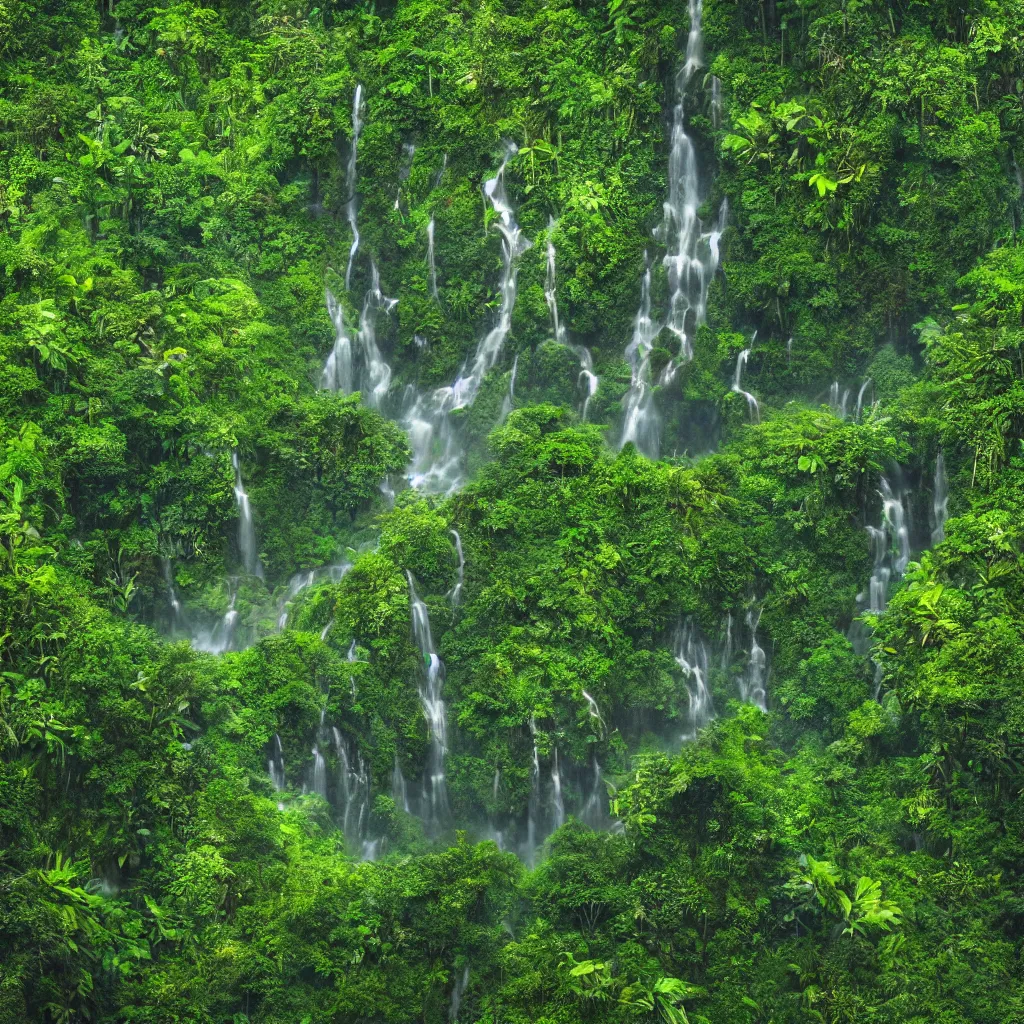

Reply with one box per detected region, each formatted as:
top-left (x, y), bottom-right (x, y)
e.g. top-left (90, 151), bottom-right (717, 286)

top-left (794, 855), bottom-right (903, 939)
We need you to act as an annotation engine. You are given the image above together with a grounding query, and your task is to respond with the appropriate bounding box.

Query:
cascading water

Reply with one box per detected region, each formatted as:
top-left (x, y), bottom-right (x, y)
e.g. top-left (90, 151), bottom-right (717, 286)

top-left (581, 689), bottom-right (606, 737)
top-left (334, 727), bottom-right (371, 841)
top-left (577, 346), bottom-right (599, 422)
top-left (658, 58), bottom-right (726, 369)
top-left (355, 262), bottom-right (396, 410)
top-left (525, 719), bottom-right (541, 865)
top-left (320, 288), bottom-right (354, 393)
top-left (448, 529), bottom-right (465, 608)
top-left (499, 354), bottom-right (518, 421)
top-left (427, 216), bottom-right (440, 300)
top-left (346, 639), bottom-right (358, 697)
top-left (731, 337), bottom-right (760, 423)
top-left (828, 382), bottom-right (851, 420)
top-left (161, 556), bottom-right (184, 632)
top-left (407, 572), bottom-right (450, 829)
top-left (401, 147), bottom-right (530, 493)
top-left (450, 145), bottom-right (531, 410)
top-left (620, 0), bottom-right (724, 453)
top-left (710, 75), bottom-right (722, 128)
top-left (851, 473), bottom-right (913, 658)
top-left (193, 581), bottom-right (240, 654)
top-left (674, 620), bottom-right (714, 738)
top-left (392, 754), bottom-right (410, 812)
top-left (345, 84), bottom-right (365, 291)
top-left (619, 258), bottom-right (661, 456)
top-left (932, 452), bottom-right (948, 544)
top-left (268, 733), bottom-right (286, 792)
top-left (854, 378), bottom-right (873, 421)
top-left (276, 562), bottom-right (351, 630)
top-left (545, 222), bottom-right (567, 346)
top-left (742, 607), bottom-right (767, 710)
top-left (545, 220), bottom-right (600, 420)
top-left (550, 748), bottom-right (565, 829)
top-left (449, 966), bottom-right (470, 1023)
top-left (311, 742), bottom-right (328, 800)
top-left (580, 754), bottom-right (606, 829)
top-left (231, 452), bottom-right (263, 579)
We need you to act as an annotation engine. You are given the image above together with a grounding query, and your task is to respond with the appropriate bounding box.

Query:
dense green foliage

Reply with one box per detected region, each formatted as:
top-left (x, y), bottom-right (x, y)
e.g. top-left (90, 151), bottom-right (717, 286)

top-left (3, 0), bottom-right (1024, 1021)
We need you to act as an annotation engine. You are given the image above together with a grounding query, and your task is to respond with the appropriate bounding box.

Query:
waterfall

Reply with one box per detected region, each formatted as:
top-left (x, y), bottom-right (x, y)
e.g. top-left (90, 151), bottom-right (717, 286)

top-left (580, 755), bottom-right (606, 828)
top-left (268, 733), bottom-right (286, 791)
top-left (551, 747), bottom-right (565, 829)
top-left (345, 84), bottom-right (365, 291)
top-left (448, 529), bottom-right (465, 608)
top-left (721, 612), bottom-right (733, 670)
top-left (674, 620), bottom-right (714, 738)
top-left (434, 152), bottom-right (448, 188)
top-left (231, 452), bottom-right (263, 579)
top-left (407, 572), bottom-right (450, 828)
top-left (345, 638), bottom-right (358, 697)
top-left (193, 582), bottom-right (240, 654)
top-left (392, 754), bottom-right (410, 812)
top-left (710, 75), bottom-right (722, 128)
top-left (854, 378), bottom-right (873, 421)
top-left (851, 473), bottom-right (913, 684)
top-left (276, 561), bottom-right (351, 630)
top-left (619, 258), bottom-right (661, 457)
top-left (932, 452), bottom-right (949, 544)
top-left (322, 267), bottom-right (395, 409)
top-left (492, 767), bottom-right (500, 799)
top-left (355, 262), bottom-right (395, 410)
top-left (334, 727), bottom-right (370, 839)
top-left (320, 619), bottom-right (334, 641)
top-left (786, 336), bottom-right (793, 363)
top-left (659, 44), bottom-right (726, 370)
top-left (731, 339), bottom-right (760, 423)
top-left (449, 966), bottom-right (470, 1023)
top-left (828, 382), bottom-right (851, 420)
top-left (450, 145), bottom-right (531, 410)
top-left (619, 0), bottom-right (724, 450)
top-left (525, 720), bottom-right (541, 865)
top-left (576, 346), bottom-right (599, 422)
top-left (400, 147), bottom-right (529, 494)
top-left (499, 354), bottom-right (519, 421)
top-left (852, 476), bottom-right (911, 635)
top-left (320, 289), bottom-right (354, 393)
top-left (161, 556), bottom-right (184, 632)
top-left (581, 689), bottom-right (606, 737)
top-left (742, 607), bottom-right (767, 710)
top-left (544, 222), bottom-right (567, 346)
top-left (427, 216), bottom-right (440, 300)
top-left (546, 220), bottom-right (600, 421)
top-left (311, 743), bottom-right (328, 799)
top-left (402, 386), bottom-right (465, 494)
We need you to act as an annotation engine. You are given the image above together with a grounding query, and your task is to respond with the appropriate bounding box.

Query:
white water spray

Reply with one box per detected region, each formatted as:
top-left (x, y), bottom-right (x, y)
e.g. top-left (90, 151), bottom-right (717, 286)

top-left (231, 451), bottom-right (263, 579)
top-left (674, 620), bottom-right (715, 738)
top-left (731, 339), bottom-right (760, 423)
top-left (407, 572), bottom-right (449, 828)
top-left (427, 216), bottom-right (440, 300)
top-left (448, 529), bottom-right (465, 608)
top-left (345, 85), bottom-right (365, 291)
top-left (932, 452), bottom-right (948, 545)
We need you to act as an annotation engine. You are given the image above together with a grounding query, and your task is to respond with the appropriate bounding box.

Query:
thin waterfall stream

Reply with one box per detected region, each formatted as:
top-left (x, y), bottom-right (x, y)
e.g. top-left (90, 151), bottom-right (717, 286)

top-left (620, 0), bottom-right (726, 456)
